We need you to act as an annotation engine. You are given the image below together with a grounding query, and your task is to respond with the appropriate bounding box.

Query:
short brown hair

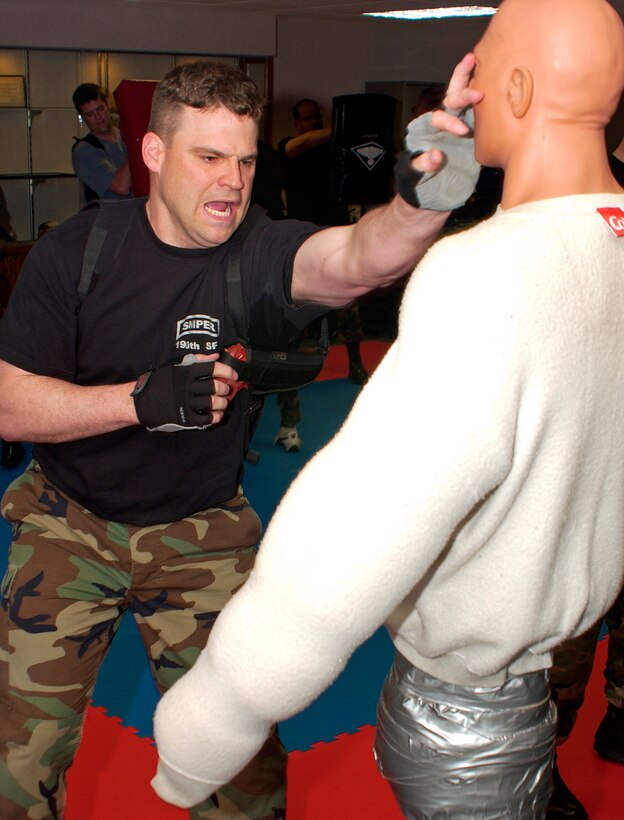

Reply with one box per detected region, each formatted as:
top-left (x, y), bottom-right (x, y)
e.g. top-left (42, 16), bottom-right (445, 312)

top-left (148, 61), bottom-right (264, 142)
top-left (72, 83), bottom-right (106, 113)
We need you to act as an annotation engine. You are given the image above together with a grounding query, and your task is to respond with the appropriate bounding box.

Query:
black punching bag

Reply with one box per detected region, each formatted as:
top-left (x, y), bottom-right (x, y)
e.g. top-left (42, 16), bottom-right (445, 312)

top-left (331, 93), bottom-right (397, 208)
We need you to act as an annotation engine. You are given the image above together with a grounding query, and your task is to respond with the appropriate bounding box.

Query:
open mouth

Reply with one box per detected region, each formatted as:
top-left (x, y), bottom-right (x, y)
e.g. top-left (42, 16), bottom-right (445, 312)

top-left (204, 202), bottom-right (232, 219)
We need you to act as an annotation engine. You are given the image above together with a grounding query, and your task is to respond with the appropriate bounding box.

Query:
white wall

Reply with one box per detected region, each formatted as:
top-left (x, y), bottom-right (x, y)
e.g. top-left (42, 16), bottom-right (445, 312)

top-left (2, 1), bottom-right (488, 144)
top-left (4, 2), bottom-right (622, 148)
top-left (2, 0), bottom-right (276, 56)
top-left (271, 16), bottom-right (489, 144)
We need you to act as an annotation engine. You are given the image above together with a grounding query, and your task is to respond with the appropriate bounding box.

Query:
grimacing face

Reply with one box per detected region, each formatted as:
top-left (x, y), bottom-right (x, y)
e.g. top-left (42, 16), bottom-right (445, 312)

top-left (145, 104), bottom-right (259, 249)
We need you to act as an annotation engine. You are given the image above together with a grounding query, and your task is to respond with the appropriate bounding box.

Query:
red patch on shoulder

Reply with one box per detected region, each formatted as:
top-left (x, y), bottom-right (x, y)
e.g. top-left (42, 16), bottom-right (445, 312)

top-left (597, 207), bottom-right (624, 236)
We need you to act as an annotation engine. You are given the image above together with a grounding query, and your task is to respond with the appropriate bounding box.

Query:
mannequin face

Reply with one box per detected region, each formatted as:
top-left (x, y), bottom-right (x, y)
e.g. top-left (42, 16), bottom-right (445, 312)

top-left (470, 26), bottom-right (507, 167)
top-left (470, 0), bottom-right (624, 171)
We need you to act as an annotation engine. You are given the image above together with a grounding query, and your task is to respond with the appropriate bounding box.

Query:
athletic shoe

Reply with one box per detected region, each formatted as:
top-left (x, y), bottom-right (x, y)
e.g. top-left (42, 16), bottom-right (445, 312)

top-left (274, 426), bottom-right (301, 453)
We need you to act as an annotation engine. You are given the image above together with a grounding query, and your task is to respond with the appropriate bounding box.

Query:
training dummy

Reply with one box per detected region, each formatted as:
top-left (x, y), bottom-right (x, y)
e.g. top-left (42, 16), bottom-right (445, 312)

top-left (151, 1), bottom-right (624, 816)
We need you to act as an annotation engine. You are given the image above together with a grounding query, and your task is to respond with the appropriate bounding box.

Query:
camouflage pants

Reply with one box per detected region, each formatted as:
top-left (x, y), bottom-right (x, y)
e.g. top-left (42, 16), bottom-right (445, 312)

top-left (0, 462), bottom-right (287, 820)
top-left (550, 586), bottom-right (624, 743)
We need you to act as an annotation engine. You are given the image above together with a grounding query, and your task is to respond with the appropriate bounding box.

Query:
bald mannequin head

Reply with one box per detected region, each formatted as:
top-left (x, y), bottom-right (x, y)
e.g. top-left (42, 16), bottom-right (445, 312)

top-left (470, 0), bottom-right (624, 206)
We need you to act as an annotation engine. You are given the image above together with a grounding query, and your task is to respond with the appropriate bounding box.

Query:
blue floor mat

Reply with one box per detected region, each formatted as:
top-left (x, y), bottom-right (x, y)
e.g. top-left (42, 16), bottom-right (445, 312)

top-left (0, 379), bottom-right (395, 750)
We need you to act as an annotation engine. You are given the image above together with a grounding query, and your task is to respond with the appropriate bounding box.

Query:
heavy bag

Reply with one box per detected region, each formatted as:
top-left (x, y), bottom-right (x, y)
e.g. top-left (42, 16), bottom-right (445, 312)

top-left (331, 93), bottom-right (397, 207)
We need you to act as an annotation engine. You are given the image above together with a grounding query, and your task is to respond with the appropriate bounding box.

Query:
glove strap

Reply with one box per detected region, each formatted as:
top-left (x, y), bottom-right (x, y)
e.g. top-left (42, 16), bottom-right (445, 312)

top-left (395, 151), bottom-right (425, 209)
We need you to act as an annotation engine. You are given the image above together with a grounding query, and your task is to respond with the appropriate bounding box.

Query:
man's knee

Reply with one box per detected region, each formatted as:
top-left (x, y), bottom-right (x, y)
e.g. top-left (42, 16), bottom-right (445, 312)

top-left (0, 708), bottom-right (83, 820)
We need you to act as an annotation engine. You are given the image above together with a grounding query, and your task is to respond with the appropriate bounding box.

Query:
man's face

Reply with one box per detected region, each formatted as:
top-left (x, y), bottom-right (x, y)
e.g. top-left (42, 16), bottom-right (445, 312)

top-left (79, 98), bottom-right (113, 137)
top-left (295, 101), bottom-right (323, 134)
top-left (145, 104), bottom-right (258, 249)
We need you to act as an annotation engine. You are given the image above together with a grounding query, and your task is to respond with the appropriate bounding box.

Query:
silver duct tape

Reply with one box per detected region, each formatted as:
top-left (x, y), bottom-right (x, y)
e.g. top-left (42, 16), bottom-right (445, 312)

top-left (374, 653), bottom-right (556, 819)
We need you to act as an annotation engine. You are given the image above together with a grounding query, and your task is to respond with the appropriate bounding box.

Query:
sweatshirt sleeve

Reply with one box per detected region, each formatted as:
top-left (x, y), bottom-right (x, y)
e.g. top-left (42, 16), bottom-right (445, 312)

top-left (151, 231), bottom-right (521, 806)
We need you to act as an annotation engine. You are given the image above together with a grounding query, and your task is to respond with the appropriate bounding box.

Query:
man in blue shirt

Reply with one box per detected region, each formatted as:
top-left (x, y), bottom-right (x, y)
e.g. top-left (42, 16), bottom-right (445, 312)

top-left (71, 83), bottom-right (132, 201)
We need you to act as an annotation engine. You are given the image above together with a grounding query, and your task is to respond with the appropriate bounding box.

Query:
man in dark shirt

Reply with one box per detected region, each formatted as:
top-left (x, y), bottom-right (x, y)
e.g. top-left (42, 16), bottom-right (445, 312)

top-left (71, 83), bottom-right (133, 202)
top-left (0, 59), bottom-right (480, 819)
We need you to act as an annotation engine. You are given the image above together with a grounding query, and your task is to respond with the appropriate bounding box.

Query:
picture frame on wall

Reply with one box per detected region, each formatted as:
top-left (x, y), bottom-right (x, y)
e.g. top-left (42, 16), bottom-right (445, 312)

top-left (0, 75), bottom-right (26, 107)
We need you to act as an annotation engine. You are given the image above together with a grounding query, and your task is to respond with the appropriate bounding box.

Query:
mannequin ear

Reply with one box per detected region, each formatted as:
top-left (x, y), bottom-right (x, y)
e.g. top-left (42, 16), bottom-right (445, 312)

top-left (142, 131), bottom-right (164, 173)
top-left (508, 66), bottom-right (534, 118)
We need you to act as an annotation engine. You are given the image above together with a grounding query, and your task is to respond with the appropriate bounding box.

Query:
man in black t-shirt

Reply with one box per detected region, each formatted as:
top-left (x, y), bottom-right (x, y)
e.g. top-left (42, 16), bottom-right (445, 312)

top-left (0, 59), bottom-right (482, 818)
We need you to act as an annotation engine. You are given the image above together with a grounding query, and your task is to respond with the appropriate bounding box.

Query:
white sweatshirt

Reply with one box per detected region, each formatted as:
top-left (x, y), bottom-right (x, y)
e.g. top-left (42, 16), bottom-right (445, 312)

top-left (151, 194), bottom-right (624, 807)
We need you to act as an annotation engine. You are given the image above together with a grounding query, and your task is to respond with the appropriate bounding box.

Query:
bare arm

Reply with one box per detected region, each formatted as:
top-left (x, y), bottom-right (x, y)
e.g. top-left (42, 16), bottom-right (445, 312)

top-left (0, 360), bottom-right (137, 443)
top-left (292, 182), bottom-right (449, 306)
top-left (108, 159), bottom-right (132, 196)
top-left (282, 128), bottom-right (332, 159)
top-left (0, 356), bottom-right (236, 444)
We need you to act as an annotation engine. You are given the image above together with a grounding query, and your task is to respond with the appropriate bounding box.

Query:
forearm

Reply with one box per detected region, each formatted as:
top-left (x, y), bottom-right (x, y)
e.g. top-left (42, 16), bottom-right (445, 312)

top-left (284, 128), bottom-right (332, 158)
top-left (0, 366), bottom-right (137, 443)
top-left (340, 195), bottom-right (450, 295)
top-left (108, 160), bottom-right (132, 196)
top-left (292, 195), bottom-right (449, 305)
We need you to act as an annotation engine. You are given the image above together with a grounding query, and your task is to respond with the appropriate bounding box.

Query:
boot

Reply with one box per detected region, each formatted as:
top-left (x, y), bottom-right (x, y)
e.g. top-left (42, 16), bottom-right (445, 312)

top-left (594, 703), bottom-right (624, 764)
top-left (346, 342), bottom-right (368, 385)
top-left (1, 440), bottom-right (25, 469)
top-left (545, 760), bottom-right (587, 819)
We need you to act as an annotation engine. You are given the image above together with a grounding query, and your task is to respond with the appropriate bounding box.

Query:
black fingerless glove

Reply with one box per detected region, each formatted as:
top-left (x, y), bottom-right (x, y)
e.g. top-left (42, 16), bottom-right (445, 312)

top-left (131, 359), bottom-right (217, 432)
top-left (395, 151), bottom-right (425, 208)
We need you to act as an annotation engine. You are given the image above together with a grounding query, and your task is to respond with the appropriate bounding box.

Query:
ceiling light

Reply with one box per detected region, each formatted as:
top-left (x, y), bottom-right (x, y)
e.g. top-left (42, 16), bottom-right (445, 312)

top-left (364, 7), bottom-right (498, 20)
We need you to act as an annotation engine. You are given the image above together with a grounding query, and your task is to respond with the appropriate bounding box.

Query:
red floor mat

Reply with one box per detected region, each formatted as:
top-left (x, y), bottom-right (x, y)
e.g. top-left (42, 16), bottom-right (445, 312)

top-left (66, 640), bottom-right (622, 819)
top-left (317, 340), bottom-right (391, 382)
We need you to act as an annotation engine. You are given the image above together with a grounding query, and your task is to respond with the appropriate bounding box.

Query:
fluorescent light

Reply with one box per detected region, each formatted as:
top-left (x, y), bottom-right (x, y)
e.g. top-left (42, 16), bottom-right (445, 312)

top-left (364, 7), bottom-right (498, 20)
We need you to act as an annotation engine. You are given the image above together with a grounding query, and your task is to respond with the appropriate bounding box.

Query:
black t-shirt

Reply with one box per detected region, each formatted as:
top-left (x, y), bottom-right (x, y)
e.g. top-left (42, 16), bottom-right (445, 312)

top-left (278, 137), bottom-right (341, 226)
top-left (0, 199), bottom-right (324, 524)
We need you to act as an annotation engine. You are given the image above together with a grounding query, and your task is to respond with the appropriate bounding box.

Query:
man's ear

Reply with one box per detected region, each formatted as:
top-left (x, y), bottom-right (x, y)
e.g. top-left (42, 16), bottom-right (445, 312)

top-left (508, 66), bottom-right (534, 118)
top-left (142, 131), bottom-right (164, 173)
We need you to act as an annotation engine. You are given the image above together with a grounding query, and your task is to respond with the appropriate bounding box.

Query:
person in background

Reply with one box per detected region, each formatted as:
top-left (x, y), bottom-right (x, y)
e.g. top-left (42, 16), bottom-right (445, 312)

top-left (0, 186), bottom-right (25, 469)
top-left (548, 587), bottom-right (624, 819)
top-left (0, 57), bottom-right (480, 819)
top-left (609, 134), bottom-right (624, 185)
top-left (249, 138), bottom-right (303, 453)
top-left (71, 83), bottom-right (132, 202)
top-left (149, 2), bottom-right (624, 817)
top-left (279, 98), bottom-right (369, 385)
top-left (410, 86), bottom-right (445, 120)
top-left (0, 185), bottom-right (17, 246)
top-left (272, 98), bottom-right (368, 452)
top-left (546, 125), bottom-right (624, 820)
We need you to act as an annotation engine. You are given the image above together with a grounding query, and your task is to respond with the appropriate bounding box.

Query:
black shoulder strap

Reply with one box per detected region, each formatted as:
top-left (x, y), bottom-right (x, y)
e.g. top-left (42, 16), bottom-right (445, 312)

top-left (77, 199), bottom-right (138, 303)
top-left (225, 205), bottom-right (266, 344)
top-left (72, 132), bottom-right (105, 152)
top-left (226, 204), bottom-right (330, 354)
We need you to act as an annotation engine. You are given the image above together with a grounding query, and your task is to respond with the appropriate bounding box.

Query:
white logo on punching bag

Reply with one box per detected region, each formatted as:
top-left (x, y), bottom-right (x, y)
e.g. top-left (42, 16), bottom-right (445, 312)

top-left (351, 142), bottom-right (385, 171)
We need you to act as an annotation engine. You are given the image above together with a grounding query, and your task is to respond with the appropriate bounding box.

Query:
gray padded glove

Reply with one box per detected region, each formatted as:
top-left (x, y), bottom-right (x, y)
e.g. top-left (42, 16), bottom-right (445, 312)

top-left (395, 107), bottom-right (480, 211)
